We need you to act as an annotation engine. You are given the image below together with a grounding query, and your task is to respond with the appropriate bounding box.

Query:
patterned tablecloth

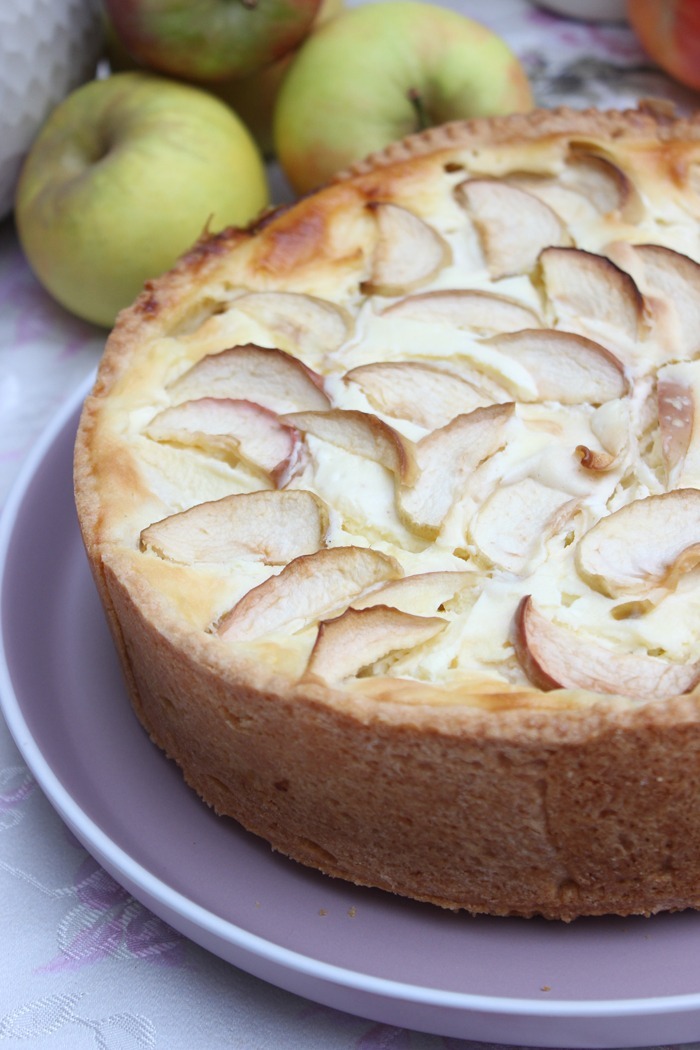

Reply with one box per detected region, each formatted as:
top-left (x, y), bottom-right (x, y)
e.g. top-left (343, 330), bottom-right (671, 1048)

top-left (2, 2), bottom-right (700, 1047)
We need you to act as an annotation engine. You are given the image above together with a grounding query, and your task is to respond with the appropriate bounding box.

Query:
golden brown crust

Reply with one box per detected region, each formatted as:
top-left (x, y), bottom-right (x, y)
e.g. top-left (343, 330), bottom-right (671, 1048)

top-left (97, 551), bottom-right (700, 921)
top-left (334, 103), bottom-right (700, 181)
top-left (74, 106), bottom-right (700, 919)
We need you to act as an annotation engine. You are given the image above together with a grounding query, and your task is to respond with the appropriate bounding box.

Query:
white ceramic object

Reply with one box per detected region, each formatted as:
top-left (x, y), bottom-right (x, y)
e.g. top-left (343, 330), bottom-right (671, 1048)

top-left (0, 0), bottom-right (103, 219)
top-left (533, 0), bottom-right (628, 21)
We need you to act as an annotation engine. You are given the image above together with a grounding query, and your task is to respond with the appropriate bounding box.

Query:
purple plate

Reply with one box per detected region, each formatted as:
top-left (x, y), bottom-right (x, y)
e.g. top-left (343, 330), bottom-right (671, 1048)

top-left (3, 377), bottom-right (700, 1048)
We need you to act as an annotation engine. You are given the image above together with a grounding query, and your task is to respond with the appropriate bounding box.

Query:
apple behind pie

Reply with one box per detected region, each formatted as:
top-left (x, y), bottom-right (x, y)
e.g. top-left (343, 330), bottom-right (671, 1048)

top-left (75, 106), bottom-right (700, 920)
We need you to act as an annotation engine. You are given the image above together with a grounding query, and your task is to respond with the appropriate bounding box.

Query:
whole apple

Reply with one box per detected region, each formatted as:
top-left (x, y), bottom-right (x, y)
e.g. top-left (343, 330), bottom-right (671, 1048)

top-left (274, 0), bottom-right (533, 195)
top-left (627, 0), bottom-right (700, 90)
top-left (15, 72), bottom-right (268, 327)
top-left (105, 0), bottom-right (343, 159)
top-left (104, 0), bottom-right (322, 82)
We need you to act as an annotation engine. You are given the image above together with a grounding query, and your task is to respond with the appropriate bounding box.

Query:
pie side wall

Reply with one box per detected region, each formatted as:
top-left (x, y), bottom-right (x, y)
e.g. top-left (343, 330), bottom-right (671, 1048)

top-left (98, 553), bottom-right (700, 922)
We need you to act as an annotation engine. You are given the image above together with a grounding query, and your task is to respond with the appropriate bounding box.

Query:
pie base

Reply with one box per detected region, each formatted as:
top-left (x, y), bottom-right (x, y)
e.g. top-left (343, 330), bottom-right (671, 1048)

top-left (97, 554), bottom-right (700, 921)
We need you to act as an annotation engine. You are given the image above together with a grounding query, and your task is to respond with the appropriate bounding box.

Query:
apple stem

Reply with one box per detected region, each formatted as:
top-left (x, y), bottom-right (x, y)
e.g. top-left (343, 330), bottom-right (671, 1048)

top-left (241, 0), bottom-right (258, 7)
top-left (407, 88), bottom-right (430, 132)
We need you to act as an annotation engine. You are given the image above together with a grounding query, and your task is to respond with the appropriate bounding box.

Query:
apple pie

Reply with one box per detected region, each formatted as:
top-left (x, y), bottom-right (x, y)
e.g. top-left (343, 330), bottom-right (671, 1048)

top-left (74, 105), bottom-right (700, 920)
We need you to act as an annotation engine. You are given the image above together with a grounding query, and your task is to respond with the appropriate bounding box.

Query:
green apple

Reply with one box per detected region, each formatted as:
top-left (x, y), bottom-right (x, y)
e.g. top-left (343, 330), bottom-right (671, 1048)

top-left (15, 72), bottom-right (268, 328)
top-left (104, 0), bottom-right (344, 160)
top-left (274, 0), bottom-right (534, 195)
top-left (104, 0), bottom-right (322, 81)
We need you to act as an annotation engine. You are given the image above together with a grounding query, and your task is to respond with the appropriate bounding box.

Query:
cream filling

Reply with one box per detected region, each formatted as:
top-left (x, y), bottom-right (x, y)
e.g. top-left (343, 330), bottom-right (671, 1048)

top-left (131, 344), bottom-right (699, 689)
top-left (115, 148), bottom-right (700, 695)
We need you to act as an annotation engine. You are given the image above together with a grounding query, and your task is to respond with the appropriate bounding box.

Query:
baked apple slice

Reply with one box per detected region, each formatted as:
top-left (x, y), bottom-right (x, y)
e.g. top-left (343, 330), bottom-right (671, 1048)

top-left (344, 361), bottom-right (495, 429)
top-left (284, 408), bottom-right (415, 481)
top-left (575, 490), bottom-right (700, 597)
top-left (589, 399), bottom-right (631, 462)
top-left (574, 445), bottom-right (617, 472)
top-left (305, 605), bottom-right (446, 682)
top-left (471, 478), bottom-right (579, 574)
top-left (144, 398), bottom-right (304, 485)
top-left (565, 148), bottom-right (643, 221)
top-left (168, 345), bottom-right (330, 413)
top-left (398, 403), bottom-right (514, 539)
top-left (232, 291), bottom-right (352, 356)
top-left (140, 490), bottom-right (329, 565)
top-left (361, 201), bottom-right (451, 296)
top-left (514, 595), bottom-right (700, 700)
top-left (351, 570), bottom-right (473, 614)
top-left (539, 247), bottom-right (644, 345)
top-left (383, 289), bottom-right (541, 334)
top-left (216, 546), bottom-right (403, 641)
top-left (633, 245), bottom-right (700, 361)
top-left (658, 361), bottom-right (700, 485)
top-left (485, 329), bottom-right (628, 404)
top-left (511, 150), bottom-right (643, 223)
top-left (456, 178), bottom-right (571, 278)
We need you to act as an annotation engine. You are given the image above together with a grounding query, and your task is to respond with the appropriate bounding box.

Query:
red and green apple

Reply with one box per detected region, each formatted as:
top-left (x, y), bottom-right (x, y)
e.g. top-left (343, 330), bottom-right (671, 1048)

top-left (274, 0), bottom-right (534, 195)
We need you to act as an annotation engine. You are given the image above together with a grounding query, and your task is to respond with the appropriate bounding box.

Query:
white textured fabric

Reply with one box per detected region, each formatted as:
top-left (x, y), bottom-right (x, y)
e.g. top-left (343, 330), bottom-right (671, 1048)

top-left (2, 2), bottom-right (700, 1046)
top-left (0, 0), bottom-right (103, 218)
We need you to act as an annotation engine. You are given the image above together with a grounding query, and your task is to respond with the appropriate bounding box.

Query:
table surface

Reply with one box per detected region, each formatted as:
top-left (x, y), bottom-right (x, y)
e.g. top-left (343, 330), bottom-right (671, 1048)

top-left (2, 2), bottom-right (700, 1047)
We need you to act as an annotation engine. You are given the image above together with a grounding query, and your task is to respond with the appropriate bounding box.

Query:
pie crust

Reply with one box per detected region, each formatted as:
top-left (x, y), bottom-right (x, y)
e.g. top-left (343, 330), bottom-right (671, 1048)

top-left (75, 105), bottom-right (700, 920)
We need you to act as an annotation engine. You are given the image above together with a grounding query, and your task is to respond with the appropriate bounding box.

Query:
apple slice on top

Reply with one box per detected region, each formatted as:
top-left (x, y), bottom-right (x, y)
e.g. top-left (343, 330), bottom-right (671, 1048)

top-left (351, 570), bottom-right (474, 614)
top-left (140, 490), bottom-right (329, 565)
top-left (398, 402), bottom-right (514, 539)
top-left (538, 247), bottom-right (645, 346)
top-left (231, 291), bottom-right (352, 357)
top-left (657, 361), bottom-right (700, 485)
top-left (575, 489), bottom-right (700, 598)
top-left (305, 605), bottom-right (446, 683)
top-left (471, 478), bottom-right (580, 575)
top-left (168, 344), bottom-right (330, 414)
top-left (513, 595), bottom-right (700, 700)
top-left (564, 148), bottom-right (643, 222)
top-left (360, 201), bottom-right (451, 296)
top-left (344, 361), bottom-right (498, 430)
top-left (631, 245), bottom-right (700, 361)
top-left (144, 398), bottom-right (303, 486)
top-left (485, 329), bottom-right (628, 405)
top-left (284, 408), bottom-right (416, 482)
top-left (383, 289), bottom-right (541, 334)
top-left (215, 546), bottom-right (403, 642)
top-left (516, 150), bottom-right (642, 221)
top-left (455, 179), bottom-right (571, 279)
